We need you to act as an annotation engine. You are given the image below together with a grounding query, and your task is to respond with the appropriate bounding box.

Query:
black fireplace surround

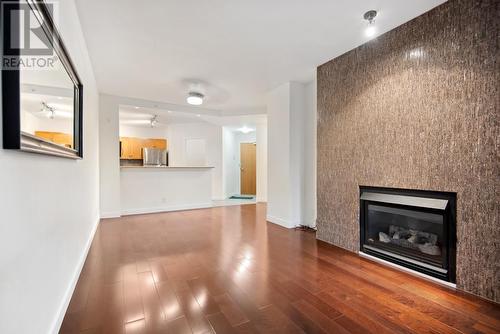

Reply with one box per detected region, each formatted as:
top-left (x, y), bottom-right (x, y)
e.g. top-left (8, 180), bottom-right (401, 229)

top-left (360, 186), bottom-right (456, 283)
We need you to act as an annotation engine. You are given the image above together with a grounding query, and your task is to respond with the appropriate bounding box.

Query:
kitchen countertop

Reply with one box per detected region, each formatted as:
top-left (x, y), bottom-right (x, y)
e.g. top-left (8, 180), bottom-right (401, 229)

top-left (120, 166), bottom-right (214, 169)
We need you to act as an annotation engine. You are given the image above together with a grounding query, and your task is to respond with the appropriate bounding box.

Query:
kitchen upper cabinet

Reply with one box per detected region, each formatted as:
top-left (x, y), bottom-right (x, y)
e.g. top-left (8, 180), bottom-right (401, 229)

top-left (144, 139), bottom-right (167, 150)
top-left (120, 137), bottom-right (130, 159)
top-left (120, 137), bottom-right (167, 159)
top-left (120, 137), bottom-right (143, 159)
top-left (35, 131), bottom-right (73, 148)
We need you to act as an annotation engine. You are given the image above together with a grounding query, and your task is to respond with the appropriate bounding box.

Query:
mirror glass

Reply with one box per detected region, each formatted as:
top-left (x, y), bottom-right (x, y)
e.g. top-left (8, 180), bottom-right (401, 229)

top-left (20, 57), bottom-right (75, 149)
top-left (2, 0), bottom-right (83, 158)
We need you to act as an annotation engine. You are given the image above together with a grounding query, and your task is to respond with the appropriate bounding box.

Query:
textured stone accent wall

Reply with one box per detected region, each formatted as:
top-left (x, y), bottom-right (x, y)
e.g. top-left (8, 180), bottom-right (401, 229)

top-left (317, 0), bottom-right (499, 302)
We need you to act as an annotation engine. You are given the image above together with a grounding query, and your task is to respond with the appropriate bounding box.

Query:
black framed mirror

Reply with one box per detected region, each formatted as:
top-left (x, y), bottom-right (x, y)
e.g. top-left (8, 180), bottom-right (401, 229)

top-left (2, 0), bottom-right (83, 158)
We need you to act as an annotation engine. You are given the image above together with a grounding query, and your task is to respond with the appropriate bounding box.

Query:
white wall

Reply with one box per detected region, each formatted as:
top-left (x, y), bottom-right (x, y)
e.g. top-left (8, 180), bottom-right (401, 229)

top-left (222, 128), bottom-right (238, 197)
top-left (235, 131), bottom-right (257, 143)
top-left (166, 122), bottom-right (224, 199)
top-left (266, 81), bottom-right (316, 228)
top-left (121, 168), bottom-right (213, 215)
top-left (303, 79), bottom-right (317, 227)
top-left (99, 94), bottom-right (121, 218)
top-left (267, 82), bottom-right (293, 226)
top-left (256, 121), bottom-right (268, 202)
top-left (21, 111), bottom-right (73, 136)
top-left (289, 82), bottom-right (306, 224)
top-left (0, 1), bottom-right (100, 333)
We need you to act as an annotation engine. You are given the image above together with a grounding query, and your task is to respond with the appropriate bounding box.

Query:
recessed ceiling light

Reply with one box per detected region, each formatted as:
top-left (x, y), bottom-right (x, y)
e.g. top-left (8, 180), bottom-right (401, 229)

top-left (196, 114), bottom-right (201, 117)
top-left (238, 126), bottom-right (254, 134)
top-left (167, 110), bottom-right (172, 113)
top-left (134, 106), bottom-right (140, 109)
top-left (187, 92), bottom-right (204, 106)
top-left (363, 10), bottom-right (377, 38)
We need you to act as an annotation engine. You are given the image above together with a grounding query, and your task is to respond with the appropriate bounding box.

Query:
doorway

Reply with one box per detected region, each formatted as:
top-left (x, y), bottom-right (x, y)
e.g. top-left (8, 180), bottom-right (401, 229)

top-left (240, 143), bottom-right (256, 195)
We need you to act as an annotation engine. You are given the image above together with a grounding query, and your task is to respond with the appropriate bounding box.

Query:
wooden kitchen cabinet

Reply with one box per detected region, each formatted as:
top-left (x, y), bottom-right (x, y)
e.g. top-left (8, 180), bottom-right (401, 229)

top-left (120, 137), bottom-right (143, 159)
top-left (120, 137), bottom-right (167, 159)
top-left (35, 131), bottom-right (73, 148)
top-left (120, 137), bottom-right (130, 158)
top-left (143, 139), bottom-right (167, 150)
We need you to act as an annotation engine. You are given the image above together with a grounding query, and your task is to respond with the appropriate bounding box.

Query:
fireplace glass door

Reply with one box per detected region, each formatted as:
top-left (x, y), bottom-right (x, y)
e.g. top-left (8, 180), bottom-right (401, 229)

top-left (365, 204), bottom-right (445, 269)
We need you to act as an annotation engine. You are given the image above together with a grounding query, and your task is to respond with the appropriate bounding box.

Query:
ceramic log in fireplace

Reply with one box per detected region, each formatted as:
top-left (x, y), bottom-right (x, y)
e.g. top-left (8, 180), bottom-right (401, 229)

top-left (359, 186), bottom-right (456, 283)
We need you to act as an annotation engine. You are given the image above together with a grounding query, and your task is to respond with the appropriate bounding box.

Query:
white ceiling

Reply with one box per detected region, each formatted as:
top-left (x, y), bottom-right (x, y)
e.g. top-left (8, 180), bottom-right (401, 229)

top-left (75, 0), bottom-right (445, 114)
top-left (119, 105), bottom-right (266, 131)
top-left (22, 93), bottom-right (74, 120)
top-left (119, 106), bottom-right (206, 127)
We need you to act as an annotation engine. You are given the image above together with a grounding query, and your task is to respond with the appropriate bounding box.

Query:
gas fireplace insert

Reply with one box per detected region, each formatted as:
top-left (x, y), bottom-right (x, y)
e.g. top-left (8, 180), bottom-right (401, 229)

top-left (359, 186), bottom-right (456, 283)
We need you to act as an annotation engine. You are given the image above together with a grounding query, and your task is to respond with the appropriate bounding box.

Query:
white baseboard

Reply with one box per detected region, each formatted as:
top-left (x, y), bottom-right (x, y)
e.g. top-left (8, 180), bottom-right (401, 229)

top-left (359, 251), bottom-right (457, 289)
top-left (266, 215), bottom-right (317, 229)
top-left (50, 217), bottom-right (100, 334)
top-left (300, 218), bottom-right (317, 229)
top-left (100, 211), bottom-right (121, 219)
top-left (266, 214), bottom-right (296, 229)
top-left (121, 202), bottom-right (213, 216)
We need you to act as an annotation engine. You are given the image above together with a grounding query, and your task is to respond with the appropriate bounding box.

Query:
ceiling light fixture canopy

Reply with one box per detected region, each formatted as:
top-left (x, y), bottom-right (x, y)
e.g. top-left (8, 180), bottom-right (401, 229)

top-left (363, 10), bottom-right (377, 38)
top-left (187, 92), bottom-right (204, 106)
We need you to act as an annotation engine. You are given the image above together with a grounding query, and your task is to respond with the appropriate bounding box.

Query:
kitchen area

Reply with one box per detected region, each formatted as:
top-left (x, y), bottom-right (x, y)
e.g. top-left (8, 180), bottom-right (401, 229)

top-left (98, 98), bottom-right (264, 218)
top-left (118, 106), bottom-right (216, 215)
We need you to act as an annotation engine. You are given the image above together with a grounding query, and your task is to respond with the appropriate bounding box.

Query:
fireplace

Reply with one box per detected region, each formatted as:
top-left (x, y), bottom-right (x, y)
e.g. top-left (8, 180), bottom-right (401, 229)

top-left (359, 186), bottom-right (456, 283)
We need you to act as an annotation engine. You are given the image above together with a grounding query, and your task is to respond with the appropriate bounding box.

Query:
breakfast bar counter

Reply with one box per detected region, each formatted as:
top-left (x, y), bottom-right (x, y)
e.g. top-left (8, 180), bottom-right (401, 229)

top-left (120, 166), bottom-right (214, 215)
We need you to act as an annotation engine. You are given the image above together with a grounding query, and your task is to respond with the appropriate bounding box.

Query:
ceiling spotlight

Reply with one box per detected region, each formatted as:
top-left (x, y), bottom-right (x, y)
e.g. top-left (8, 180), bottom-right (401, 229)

top-left (41, 101), bottom-right (56, 119)
top-left (150, 115), bottom-right (159, 127)
top-left (134, 106), bottom-right (140, 109)
top-left (196, 114), bottom-right (201, 117)
top-left (187, 92), bottom-right (204, 106)
top-left (238, 126), bottom-right (254, 134)
top-left (363, 10), bottom-right (377, 38)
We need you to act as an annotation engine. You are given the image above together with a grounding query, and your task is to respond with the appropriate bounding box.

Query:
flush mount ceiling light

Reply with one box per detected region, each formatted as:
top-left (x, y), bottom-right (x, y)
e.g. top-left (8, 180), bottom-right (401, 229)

top-left (187, 92), bottom-right (204, 106)
top-left (363, 10), bottom-right (377, 37)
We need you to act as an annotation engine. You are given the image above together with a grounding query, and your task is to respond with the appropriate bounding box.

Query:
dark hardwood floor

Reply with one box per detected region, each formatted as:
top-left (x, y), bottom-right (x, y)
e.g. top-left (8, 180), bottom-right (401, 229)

top-left (60, 204), bottom-right (500, 334)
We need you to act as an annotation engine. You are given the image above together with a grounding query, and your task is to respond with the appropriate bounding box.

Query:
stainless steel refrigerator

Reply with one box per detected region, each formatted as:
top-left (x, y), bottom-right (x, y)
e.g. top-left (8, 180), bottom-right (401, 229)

top-left (143, 148), bottom-right (168, 166)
